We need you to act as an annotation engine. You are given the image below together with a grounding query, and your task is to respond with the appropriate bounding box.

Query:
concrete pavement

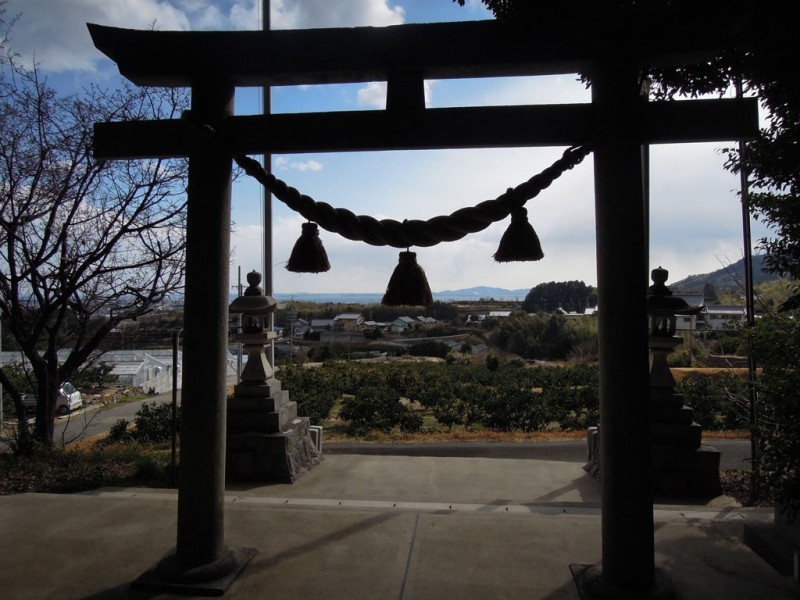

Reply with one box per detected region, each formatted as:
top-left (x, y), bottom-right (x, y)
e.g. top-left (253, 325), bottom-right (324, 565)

top-left (0, 453), bottom-right (796, 599)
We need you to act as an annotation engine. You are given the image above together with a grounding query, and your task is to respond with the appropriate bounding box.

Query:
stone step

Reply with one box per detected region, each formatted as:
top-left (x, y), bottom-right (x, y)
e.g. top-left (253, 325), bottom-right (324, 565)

top-left (228, 389), bottom-right (289, 413)
top-left (227, 401), bottom-right (298, 434)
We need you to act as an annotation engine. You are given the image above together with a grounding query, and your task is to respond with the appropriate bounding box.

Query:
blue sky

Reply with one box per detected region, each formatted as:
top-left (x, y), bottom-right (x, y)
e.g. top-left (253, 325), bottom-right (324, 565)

top-left (6, 0), bottom-right (767, 294)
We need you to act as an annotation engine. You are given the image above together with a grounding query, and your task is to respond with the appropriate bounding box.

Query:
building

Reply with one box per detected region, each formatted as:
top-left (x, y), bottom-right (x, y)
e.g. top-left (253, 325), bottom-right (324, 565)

top-left (333, 313), bottom-right (364, 332)
top-left (701, 305), bottom-right (747, 331)
top-left (388, 316), bottom-right (417, 333)
top-left (310, 319), bottom-right (336, 331)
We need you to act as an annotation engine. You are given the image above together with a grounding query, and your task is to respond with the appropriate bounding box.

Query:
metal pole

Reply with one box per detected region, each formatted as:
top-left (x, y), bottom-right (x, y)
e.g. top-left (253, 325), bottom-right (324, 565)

top-left (262, 0), bottom-right (275, 369)
top-left (736, 77), bottom-right (759, 501)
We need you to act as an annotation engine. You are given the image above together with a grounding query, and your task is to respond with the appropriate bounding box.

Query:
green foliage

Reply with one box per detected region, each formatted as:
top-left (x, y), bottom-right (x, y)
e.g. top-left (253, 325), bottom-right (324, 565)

top-left (485, 352), bottom-right (500, 371)
top-left (748, 315), bottom-right (800, 512)
top-left (490, 313), bottom-right (574, 360)
top-left (70, 363), bottom-right (117, 390)
top-left (407, 340), bottom-right (450, 358)
top-left (105, 419), bottom-right (135, 445)
top-left (272, 361), bottom-right (612, 437)
top-left (677, 373), bottom-right (750, 430)
top-left (479, 384), bottom-right (547, 432)
top-left (100, 401), bottom-right (176, 446)
top-left (339, 384), bottom-right (422, 436)
top-left (433, 397), bottom-right (467, 431)
top-left (522, 281), bottom-right (597, 314)
top-left (132, 402), bottom-right (175, 444)
top-left (279, 364), bottom-right (340, 424)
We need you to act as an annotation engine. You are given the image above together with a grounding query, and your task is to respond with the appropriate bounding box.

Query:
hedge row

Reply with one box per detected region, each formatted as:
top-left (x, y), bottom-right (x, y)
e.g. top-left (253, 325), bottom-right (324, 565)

top-left (278, 361), bottom-right (751, 437)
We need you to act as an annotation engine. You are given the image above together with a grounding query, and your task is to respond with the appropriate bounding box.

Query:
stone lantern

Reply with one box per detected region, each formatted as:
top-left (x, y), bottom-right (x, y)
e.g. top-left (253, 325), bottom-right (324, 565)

top-left (647, 266), bottom-right (721, 497)
top-left (229, 270), bottom-right (277, 393)
top-left (226, 270), bottom-right (320, 483)
top-left (586, 267), bottom-right (722, 498)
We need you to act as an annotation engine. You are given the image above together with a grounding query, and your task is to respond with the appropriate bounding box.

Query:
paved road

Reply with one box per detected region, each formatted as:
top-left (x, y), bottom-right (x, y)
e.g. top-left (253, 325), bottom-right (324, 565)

top-left (53, 390), bottom-right (180, 446)
top-left (7, 392), bottom-right (752, 473)
top-left (324, 439), bottom-right (753, 471)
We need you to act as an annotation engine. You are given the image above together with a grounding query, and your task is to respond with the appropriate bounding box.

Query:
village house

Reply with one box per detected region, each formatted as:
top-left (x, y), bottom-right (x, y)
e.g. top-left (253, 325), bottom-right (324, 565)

top-left (388, 316), bottom-right (417, 333)
top-left (333, 313), bottom-right (364, 332)
top-left (310, 318), bottom-right (336, 331)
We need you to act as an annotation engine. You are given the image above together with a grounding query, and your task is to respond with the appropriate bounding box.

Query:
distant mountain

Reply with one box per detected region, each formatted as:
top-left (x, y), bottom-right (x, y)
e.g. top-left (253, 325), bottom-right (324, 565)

top-left (434, 286), bottom-right (530, 299)
top-left (267, 287), bottom-right (531, 304)
top-left (671, 255), bottom-right (780, 291)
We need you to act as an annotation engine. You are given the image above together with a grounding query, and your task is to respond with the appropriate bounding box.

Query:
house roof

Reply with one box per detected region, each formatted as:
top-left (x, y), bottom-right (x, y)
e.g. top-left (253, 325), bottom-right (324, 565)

top-left (311, 319), bottom-right (335, 327)
top-left (705, 305), bottom-right (746, 315)
top-left (334, 313), bottom-right (362, 320)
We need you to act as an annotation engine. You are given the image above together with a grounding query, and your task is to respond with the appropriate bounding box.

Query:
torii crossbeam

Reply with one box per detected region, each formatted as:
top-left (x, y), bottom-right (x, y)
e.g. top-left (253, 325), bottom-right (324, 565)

top-left (89, 11), bottom-right (758, 597)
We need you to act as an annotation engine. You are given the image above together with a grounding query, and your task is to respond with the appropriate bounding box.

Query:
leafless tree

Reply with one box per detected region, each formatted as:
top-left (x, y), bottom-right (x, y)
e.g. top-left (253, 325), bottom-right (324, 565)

top-left (0, 5), bottom-right (188, 446)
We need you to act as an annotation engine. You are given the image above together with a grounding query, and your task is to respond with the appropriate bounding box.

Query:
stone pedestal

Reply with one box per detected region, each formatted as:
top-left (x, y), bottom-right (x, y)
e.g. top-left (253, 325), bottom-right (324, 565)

top-left (649, 335), bottom-right (721, 497)
top-left (226, 376), bottom-right (320, 483)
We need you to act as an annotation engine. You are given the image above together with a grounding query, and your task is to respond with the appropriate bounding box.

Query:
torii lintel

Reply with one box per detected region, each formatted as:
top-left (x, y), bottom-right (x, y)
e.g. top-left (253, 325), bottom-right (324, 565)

top-left (88, 16), bottom-right (760, 161)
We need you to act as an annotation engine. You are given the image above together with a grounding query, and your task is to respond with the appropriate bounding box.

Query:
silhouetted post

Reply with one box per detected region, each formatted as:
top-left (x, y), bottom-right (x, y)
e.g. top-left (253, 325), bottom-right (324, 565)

top-left (583, 56), bottom-right (661, 595)
top-left (176, 80), bottom-right (234, 568)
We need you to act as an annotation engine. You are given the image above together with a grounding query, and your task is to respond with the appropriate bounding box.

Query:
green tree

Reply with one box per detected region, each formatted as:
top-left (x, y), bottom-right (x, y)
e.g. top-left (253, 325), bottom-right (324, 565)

top-left (522, 281), bottom-right (596, 314)
top-left (748, 315), bottom-right (800, 514)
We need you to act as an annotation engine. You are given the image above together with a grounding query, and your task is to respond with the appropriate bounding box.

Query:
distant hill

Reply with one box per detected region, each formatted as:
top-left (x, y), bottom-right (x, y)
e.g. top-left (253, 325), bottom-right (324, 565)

top-left (671, 255), bottom-right (780, 291)
top-left (434, 286), bottom-right (530, 299)
top-left (266, 287), bottom-right (531, 304)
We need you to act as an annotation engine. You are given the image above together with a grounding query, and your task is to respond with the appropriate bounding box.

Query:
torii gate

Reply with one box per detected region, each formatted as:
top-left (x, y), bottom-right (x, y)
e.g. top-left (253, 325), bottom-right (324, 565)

top-left (89, 11), bottom-right (758, 597)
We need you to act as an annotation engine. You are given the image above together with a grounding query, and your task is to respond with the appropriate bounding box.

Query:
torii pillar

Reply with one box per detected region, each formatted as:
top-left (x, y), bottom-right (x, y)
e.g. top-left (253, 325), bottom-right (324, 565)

top-left (577, 57), bottom-right (666, 597)
top-left (135, 81), bottom-right (257, 593)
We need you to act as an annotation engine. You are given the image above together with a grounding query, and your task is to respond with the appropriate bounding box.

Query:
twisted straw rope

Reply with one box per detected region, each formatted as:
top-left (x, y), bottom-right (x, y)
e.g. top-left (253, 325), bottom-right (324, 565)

top-left (184, 112), bottom-right (591, 248)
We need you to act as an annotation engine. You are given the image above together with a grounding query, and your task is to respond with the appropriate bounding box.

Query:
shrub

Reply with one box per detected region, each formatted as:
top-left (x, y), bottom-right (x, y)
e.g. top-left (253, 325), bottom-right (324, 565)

top-left (134, 402), bottom-right (176, 444)
top-left (407, 340), bottom-right (450, 358)
top-left (748, 314), bottom-right (800, 516)
top-left (480, 384), bottom-right (546, 432)
top-left (677, 372), bottom-right (749, 430)
top-left (294, 387), bottom-right (339, 425)
top-left (99, 401), bottom-right (177, 446)
top-left (339, 384), bottom-right (421, 436)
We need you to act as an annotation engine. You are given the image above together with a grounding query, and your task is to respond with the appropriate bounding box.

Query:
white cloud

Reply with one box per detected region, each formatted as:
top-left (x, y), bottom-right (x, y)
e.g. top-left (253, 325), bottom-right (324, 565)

top-left (5, 0), bottom-right (191, 72)
top-left (4, 0), bottom-right (405, 73)
top-left (270, 0), bottom-right (404, 29)
top-left (275, 157), bottom-right (324, 172)
top-left (357, 82), bottom-right (387, 109)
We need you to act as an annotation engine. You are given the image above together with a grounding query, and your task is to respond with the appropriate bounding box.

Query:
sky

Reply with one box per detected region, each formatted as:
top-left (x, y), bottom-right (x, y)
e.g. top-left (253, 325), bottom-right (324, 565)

top-left (4, 0), bottom-right (769, 295)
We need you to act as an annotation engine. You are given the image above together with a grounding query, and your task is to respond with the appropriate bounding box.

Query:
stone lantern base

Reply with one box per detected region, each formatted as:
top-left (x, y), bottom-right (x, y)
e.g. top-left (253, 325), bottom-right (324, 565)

top-left (226, 378), bottom-right (320, 483)
top-left (585, 333), bottom-right (722, 498)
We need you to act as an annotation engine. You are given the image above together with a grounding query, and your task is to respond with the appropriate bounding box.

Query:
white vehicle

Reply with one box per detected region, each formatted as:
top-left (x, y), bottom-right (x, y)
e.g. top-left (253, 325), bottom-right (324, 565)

top-left (21, 382), bottom-right (83, 416)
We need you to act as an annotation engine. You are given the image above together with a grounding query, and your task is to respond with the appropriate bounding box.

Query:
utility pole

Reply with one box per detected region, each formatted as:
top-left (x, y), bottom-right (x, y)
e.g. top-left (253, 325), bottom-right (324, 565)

top-left (262, 0), bottom-right (275, 370)
top-left (737, 77), bottom-right (759, 502)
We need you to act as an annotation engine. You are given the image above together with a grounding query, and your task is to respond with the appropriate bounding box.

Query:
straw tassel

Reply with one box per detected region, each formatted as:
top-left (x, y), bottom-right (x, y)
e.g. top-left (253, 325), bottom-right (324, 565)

top-left (492, 206), bottom-right (544, 262)
top-left (381, 250), bottom-right (433, 306)
top-left (286, 222), bottom-right (331, 273)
